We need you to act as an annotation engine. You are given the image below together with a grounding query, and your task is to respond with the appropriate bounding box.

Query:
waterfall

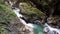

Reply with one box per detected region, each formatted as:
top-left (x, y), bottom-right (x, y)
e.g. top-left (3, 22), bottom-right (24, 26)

top-left (13, 7), bottom-right (34, 28)
top-left (44, 23), bottom-right (60, 34)
top-left (13, 7), bottom-right (23, 17)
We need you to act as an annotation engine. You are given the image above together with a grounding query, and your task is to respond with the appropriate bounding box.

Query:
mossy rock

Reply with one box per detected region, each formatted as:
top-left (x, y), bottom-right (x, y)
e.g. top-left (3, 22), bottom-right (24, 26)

top-left (0, 3), bottom-right (17, 25)
top-left (0, 27), bottom-right (8, 34)
top-left (0, 3), bottom-right (21, 34)
top-left (20, 2), bottom-right (46, 18)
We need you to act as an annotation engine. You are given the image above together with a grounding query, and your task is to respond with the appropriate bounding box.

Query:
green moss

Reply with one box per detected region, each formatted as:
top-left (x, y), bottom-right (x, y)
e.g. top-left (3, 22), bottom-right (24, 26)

top-left (21, 3), bottom-right (45, 17)
top-left (0, 3), bottom-right (19, 34)
top-left (0, 3), bottom-right (16, 25)
top-left (0, 28), bottom-right (8, 34)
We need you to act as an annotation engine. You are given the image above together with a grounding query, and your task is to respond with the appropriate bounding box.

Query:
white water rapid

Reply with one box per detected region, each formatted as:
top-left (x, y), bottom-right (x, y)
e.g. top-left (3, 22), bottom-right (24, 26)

top-left (44, 23), bottom-right (60, 34)
top-left (13, 7), bottom-right (34, 28)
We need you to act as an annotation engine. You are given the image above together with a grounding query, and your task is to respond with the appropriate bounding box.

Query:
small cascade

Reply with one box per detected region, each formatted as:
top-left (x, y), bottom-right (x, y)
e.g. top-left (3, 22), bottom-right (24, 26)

top-left (44, 23), bottom-right (60, 34)
top-left (13, 7), bottom-right (34, 28)
top-left (13, 7), bottom-right (23, 17)
top-left (13, 7), bottom-right (35, 34)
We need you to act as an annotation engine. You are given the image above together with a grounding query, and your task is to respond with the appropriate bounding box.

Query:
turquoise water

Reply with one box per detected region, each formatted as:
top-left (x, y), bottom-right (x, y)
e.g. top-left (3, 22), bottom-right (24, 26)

top-left (33, 24), bottom-right (45, 34)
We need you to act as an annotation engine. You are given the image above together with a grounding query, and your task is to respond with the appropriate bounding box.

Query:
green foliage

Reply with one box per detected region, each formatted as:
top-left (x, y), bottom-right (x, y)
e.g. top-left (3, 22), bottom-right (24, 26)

top-left (21, 3), bottom-right (45, 17)
top-left (0, 3), bottom-right (16, 25)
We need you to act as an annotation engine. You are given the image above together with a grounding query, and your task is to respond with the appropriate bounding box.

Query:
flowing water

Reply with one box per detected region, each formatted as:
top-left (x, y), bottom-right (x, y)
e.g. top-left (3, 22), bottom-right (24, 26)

top-left (13, 7), bottom-right (45, 34)
top-left (44, 23), bottom-right (60, 34)
top-left (13, 7), bottom-right (60, 34)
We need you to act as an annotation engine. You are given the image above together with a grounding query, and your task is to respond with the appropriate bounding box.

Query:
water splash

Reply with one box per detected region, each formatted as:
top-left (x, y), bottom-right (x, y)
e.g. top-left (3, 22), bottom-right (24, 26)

top-left (44, 23), bottom-right (60, 34)
top-left (13, 7), bottom-right (23, 17)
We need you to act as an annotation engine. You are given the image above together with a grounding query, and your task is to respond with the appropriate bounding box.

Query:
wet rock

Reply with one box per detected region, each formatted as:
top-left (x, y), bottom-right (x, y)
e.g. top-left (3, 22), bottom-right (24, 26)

top-left (47, 16), bottom-right (60, 28)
